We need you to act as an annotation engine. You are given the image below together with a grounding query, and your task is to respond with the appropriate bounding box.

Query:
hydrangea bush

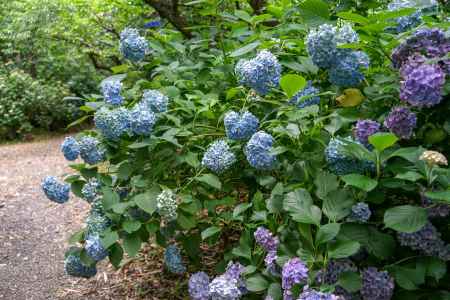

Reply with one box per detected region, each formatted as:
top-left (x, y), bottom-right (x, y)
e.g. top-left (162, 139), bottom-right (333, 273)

top-left (41, 2), bottom-right (450, 299)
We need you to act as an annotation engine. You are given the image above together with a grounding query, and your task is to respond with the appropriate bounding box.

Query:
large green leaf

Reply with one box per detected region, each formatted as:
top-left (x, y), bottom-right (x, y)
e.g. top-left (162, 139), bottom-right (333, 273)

top-left (328, 240), bottom-right (360, 259)
top-left (122, 232), bottom-right (142, 257)
top-left (133, 186), bottom-right (160, 214)
top-left (201, 226), bottom-right (221, 240)
top-left (229, 41), bottom-right (261, 57)
top-left (299, 0), bottom-right (330, 26)
top-left (384, 205), bottom-right (427, 233)
top-left (246, 274), bottom-right (269, 292)
top-left (284, 189), bottom-right (321, 226)
top-left (341, 174), bottom-right (378, 192)
top-left (322, 190), bottom-right (353, 221)
top-left (315, 223), bottom-right (341, 246)
top-left (280, 74), bottom-right (306, 98)
top-left (425, 190), bottom-right (450, 203)
top-left (368, 133), bottom-right (398, 152)
top-left (195, 174), bottom-right (222, 190)
top-left (314, 171), bottom-right (339, 200)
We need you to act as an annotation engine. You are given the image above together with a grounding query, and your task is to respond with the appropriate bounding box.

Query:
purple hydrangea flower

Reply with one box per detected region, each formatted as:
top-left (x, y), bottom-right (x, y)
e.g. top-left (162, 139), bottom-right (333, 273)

top-left (254, 227), bottom-right (279, 252)
top-left (41, 176), bottom-right (70, 204)
top-left (245, 131), bottom-right (277, 170)
top-left (101, 80), bottom-right (123, 106)
top-left (290, 81), bottom-right (321, 108)
top-left (397, 222), bottom-right (450, 260)
top-left (282, 257), bottom-right (308, 291)
top-left (164, 245), bottom-right (186, 274)
top-left (78, 136), bottom-right (106, 165)
top-left (225, 262), bottom-right (247, 295)
top-left (348, 202), bottom-right (371, 223)
top-left (384, 106), bottom-right (417, 139)
top-left (201, 140), bottom-right (236, 174)
top-left (61, 136), bottom-right (80, 161)
top-left (208, 274), bottom-right (242, 300)
top-left (119, 28), bottom-right (148, 62)
top-left (400, 63), bottom-right (445, 107)
top-left (224, 111), bottom-right (259, 141)
top-left (317, 259), bottom-right (357, 299)
top-left (298, 286), bottom-right (342, 300)
top-left (189, 272), bottom-right (210, 300)
top-left (235, 50), bottom-right (281, 95)
top-left (422, 194), bottom-right (450, 218)
top-left (355, 120), bottom-right (381, 148)
top-left (361, 267), bottom-right (394, 300)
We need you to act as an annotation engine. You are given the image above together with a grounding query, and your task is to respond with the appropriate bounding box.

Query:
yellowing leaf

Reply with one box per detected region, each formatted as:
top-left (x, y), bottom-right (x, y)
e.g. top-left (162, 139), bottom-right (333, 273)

top-left (336, 88), bottom-right (364, 107)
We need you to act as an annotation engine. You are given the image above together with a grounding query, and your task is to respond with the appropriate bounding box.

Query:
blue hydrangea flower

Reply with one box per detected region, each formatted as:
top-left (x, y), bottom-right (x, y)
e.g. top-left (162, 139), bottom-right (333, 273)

top-left (156, 190), bottom-right (178, 221)
top-left (85, 234), bottom-right (108, 262)
top-left (328, 51), bottom-right (369, 87)
top-left (384, 106), bottom-right (417, 139)
top-left (144, 20), bottom-right (162, 29)
top-left (282, 257), bottom-right (308, 295)
top-left (387, 0), bottom-right (437, 33)
top-left (361, 267), bottom-right (395, 300)
top-left (325, 137), bottom-right (375, 175)
top-left (235, 50), bottom-right (281, 95)
top-left (142, 89), bottom-right (169, 113)
top-left (81, 178), bottom-right (101, 203)
top-left (164, 245), bottom-right (186, 274)
top-left (94, 107), bottom-right (132, 141)
top-left (86, 209), bottom-right (111, 236)
top-left (64, 247), bottom-right (97, 278)
top-left (189, 272), bottom-right (210, 300)
top-left (348, 202), bottom-right (371, 223)
top-left (130, 104), bottom-right (156, 136)
top-left (79, 136), bottom-right (106, 165)
top-left (41, 176), bottom-right (70, 204)
top-left (101, 80), bottom-right (123, 106)
top-left (224, 111), bottom-right (259, 141)
top-left (316, 259), bottom-right (357, 299)
top-left (290, 81), bottom-right (320, 108)
top-left (201, 140), bottom-right (236, 174)
top-left (119, 27), bottom-right (149, 62)
top-left (61, 136), bottom-right (80, 161)
top-left (245, 131), bottom-right (277, 170)
top-left (355, 119), bottom-right (381, 148)
top-left (208, 274), bottom-right (242, 300)
top-left (422, 193), bottom-right (450, 218)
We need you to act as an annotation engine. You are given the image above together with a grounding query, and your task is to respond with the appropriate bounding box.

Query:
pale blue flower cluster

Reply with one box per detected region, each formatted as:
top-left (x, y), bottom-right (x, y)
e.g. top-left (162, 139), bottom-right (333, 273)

top-left (201, 140), bottom-right (236, 174)
top-left (85, 234), bottom-right (108, 262)
top-left (94, 107), bottom-right (132, 141)
top-left (130, 104), bottom-right (156, 136)
top-left (156, 189), bottom-right (178, 221)
top-left (61, 136), bottom-right (80, 161)
top-left (142, 89), bottom-right (169, 113)
top-left (349, 202), bottom-right (372, 223)
top-left (86, 208), bottom-right (111, 236)
top-left (290, 81), bottom-right (321, 108)
top-left (189, 272), bottom-right (210, 300)
top-left (119, 27), bottom-right (148, 62)
top-left (224, 111), bottom-right (259, 141)
top-left (41, 176), bottom-right (70, 204)
top-left (298, 287), bottom-right (341, 300)
top-left (101, 80), bottom-right (123, 105)
top-left (208, 262), bottom-right (246, 300)
top-left (387, 0), bottom-right (437, 33)
top-left (81, 178), bottom-right (101, 203)
top-left (164, 245), bottom-right (186, 274)
top-left (79, 136), bottom-right (106, 165)
top-left (235, 50), bottom-right (281, 95)
top-left (64, 247), bottom-right (97, 278)
top-left (245, 131), bottom-right (277, 170)
top-left (306, 24), bottom-right (369, 87)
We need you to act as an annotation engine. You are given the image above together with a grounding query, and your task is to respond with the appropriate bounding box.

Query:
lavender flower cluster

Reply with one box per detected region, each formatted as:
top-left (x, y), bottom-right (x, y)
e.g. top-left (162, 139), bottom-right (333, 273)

top-left (245, 131), bottom-right (277, 170)
top-left (384, 107), bottom-right (417, 139)
top-left (224, 111), bottom-right (259, 141)
top-left (298, 287), bottom-right (341, 300)
top-left (354, 120), bottom-right (381, 148)
top-left (422, 194), bottom-right (450, 218)
top-left (317, 259), bottom-right (357, 299)
top-left (254, 227), bottom-right (279, 270)
top-left (201, 140), bottom-right (236, 174)
top-left (235, 50), bottom-right (281, 95)
top-left (361, 267), bottom-right (394, 300)
top-left (119, 27), bottom-right (149, 62)
top-left (397, 222), bottom-right (450, 260)
top-left (164, 245), bottom-right (186, 274)
top-left (282, 257), bottom-right (308, 300)
top-left (290, 81), bottom-right (321, 109)
top-left (306, 24), bottom-right (369, 87)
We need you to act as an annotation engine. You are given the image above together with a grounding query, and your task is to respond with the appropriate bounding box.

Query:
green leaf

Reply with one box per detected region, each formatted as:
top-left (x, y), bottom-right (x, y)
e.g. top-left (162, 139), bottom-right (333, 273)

top-left (425, 190), bottom-right (450, 203)
top-left (234, 10), bottom-right (252, 23)
top-left (337, 12), bottom-right (369, 24)
top-left (133, 186), bottom-right (160, 214)
top-left (111, 202), bottom-right (132, 214)
top-left (341, 174), bottom-right (378, 192)
top-left (368, 133), bottom-right (398, 152)
top-left (395, 171), bottom-right (424, 182)
top-left (322, 190), bottom-right (353, 221)
top-left (338, 271), bottom-right (362, 293)
top-left (315, 223), bottom-right (341, 246)
top-left (314, 171), bottom-right (339, 200)
top-left (108, 243), bottom-right (124, 269)
top-left (284, 189), bottom-right (322, 226)
top-left (201, 226), bottom-right (221, 240)
top-left (111, 64), bottom-right (129, 74)
top-left (117, 161), bottom-right (132, 180)
top-left (384, 205), bottom-right (427, 233)
top-left (421, 257), bottom-right (447, 281)
top-left (267, 283), bottom-right (282, 300)
top-left (299, 0), bottom-right (330, 25)
top-left (246, 274), bottom-right (269, 292)
top-left (122, 233), bottom-right (141, 257)
top-left (177, 212), bottom-right (197, 230)
top-left (195, 174), bottom-right (222, 190)
top-left (101, 187), bottom-right (120, 210)
top-left (232, 243), bottom-right (252, 260)
top-left (233, 203), bottom-right (252, 219)
top-left (69, 230), bottom-right (85, 244)
top-left (229, 41), bottom-right (261, 57)
top-left (101, 230), bottom-right (119, 249)
top-left (122, 220), bottom-right (141, 233)
top-left (388, 147), bottom-right (424, 162)
top-left (280, 74), bottom-right (307, 98)
top-left (328, 240), bottom-right (360, 259)
top-left (390, 266), bottom-right (425, 290)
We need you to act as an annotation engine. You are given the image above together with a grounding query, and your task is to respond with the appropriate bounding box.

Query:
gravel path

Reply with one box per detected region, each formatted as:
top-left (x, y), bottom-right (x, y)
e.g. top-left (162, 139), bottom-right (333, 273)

top-left (0, 137), bottom-right (91, 299)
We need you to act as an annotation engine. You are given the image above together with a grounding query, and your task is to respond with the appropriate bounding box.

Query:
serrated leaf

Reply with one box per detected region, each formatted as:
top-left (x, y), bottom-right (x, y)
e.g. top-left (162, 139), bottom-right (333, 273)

top-left (280, 74), bottom-right (307, 98)
top-left (384, 205), bottom-right (427, 233)
top-left (368, 133), bottom-right (398, 152)
top-left (315, 223), bottom-right (341, 245)
top-left (314, 171), bottom-right (339, 199)
top-left (341, 174), bottom-right (378, 192)
top-left (195, 174), bottom-right (222, 190)
top-left (122, 220), bottom-right (141, 233)
top-left (134, 186), bottom-right (160, 214)
top-left (229, 41), bottom-right (261, 57)
top-left (101, 230), bottom-right (119, 249)
top-left (246, 274), bottom-right (269, 292)
top-left (338, 271), bottom-right (362, 293)
top-left (328, 240), bottom-right (360, 259)
top-left (122, 233), bottom-right (141, 257)
top-left (201, 226), bottom-right (221, 240)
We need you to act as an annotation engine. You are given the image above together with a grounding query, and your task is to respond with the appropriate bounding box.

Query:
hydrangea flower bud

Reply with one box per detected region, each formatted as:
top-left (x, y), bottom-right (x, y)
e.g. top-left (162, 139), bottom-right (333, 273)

top-left (419, 150), bottom-right (448, 166)
top-left (290, 81), bottom-right (320, 108)
top-left (164, 245), bottom-right (186, 274)
top-left (79, 136), bottom-right (106, 165)
top-left (61, 136), bottom-right (80, 161)
top-left (224, 111), bottom-right (259, 141)
top-left (282, 257), bottom-right (308, 291)
top-left (245, 131), bottom-right (277, 170)
top-left (85, 234), bottom-right (108, 262)
top-left (94, 107), bottom-right (132, 141)
top-left (235, 50), bottom-right (281, 95)
top-left (64, 247), bottom-right (97, 278)
top-left (201, 140), bottom-right (236, 174)
top-left (130, 104), bottom-right (156, 136)
top-left (41, 176), bottom-right (70, 204)
top-left (355, 120), bottom-right (381, 148)
top-left (119, 28), bottom-right (148, 62)
top-left (361, 267), bottom-right (394, 300)
top-left (348, 202), bottom-right (371, 223)
top-left (142, 89), bottom-right (169, 113)
top-left (156, 189), bottom-right (178, 221)
top-left (81, 178), bottom-right (101, 203)
top-left (400, 63), bottom-right (445, 107)
top-left (189, 272), bottom-right (210, 300)
top-left (384, 107), bottom-right (417, 139)
top-left (101, 80), bottom-right (123, 106)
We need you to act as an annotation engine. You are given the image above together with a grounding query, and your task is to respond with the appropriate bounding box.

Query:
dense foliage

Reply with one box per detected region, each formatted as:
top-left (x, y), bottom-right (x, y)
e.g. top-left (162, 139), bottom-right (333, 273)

top-left (39, 0), bottom-right (450, 299)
